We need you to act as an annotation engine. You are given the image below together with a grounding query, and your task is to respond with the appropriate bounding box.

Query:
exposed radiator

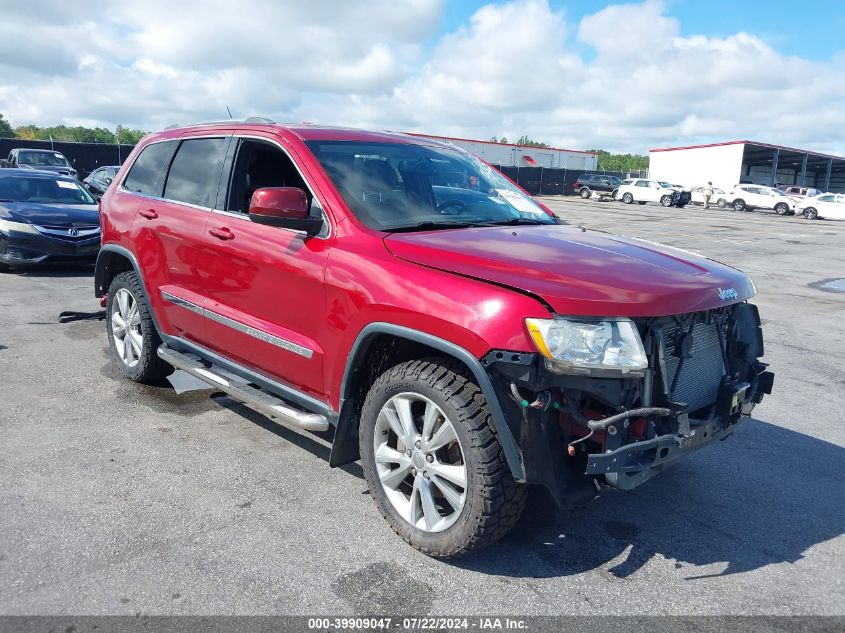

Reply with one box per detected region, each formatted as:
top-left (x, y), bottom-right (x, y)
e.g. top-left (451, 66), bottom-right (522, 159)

top-left (661, 320), bottom-right (726, 413)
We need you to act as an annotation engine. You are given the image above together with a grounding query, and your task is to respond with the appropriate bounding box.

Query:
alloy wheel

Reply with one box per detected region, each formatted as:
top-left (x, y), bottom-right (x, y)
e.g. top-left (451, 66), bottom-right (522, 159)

top-left (111, 288), bottom-right (143, 368)
top-left (373, 392), bottom-right (467, 533)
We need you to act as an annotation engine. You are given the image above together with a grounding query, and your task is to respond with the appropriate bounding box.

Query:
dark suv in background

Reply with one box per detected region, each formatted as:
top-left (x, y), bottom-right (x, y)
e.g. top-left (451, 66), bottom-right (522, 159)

top-left (572, 174), bottom-right (623, 199)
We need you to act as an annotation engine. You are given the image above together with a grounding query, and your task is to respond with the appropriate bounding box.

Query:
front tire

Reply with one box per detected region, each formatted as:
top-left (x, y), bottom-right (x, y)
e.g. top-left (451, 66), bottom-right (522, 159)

top-left (359, 359), bottom-right (526, 558)
top-left (775, 202), bottom-right (790, 215)
top-left (660, 195), bottom-right (673, 207)
top-left (717, 198), bottom-right (727, 208)
top-left (106, 271), bottom-right (171, 382)
top-left (733, 199), bottom-right (746, 212)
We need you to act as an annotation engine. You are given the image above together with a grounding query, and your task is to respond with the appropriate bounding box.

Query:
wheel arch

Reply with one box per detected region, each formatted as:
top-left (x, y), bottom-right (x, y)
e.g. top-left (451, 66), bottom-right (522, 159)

top-left (329, 322), bottom-right (526, 482)
top-left (95, 245), bottom-right (141, 298)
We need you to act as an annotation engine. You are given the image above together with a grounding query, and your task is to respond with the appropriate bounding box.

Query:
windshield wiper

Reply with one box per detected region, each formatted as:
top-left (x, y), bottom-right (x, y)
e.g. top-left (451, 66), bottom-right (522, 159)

top-left (479, 217), bottom-right (557, 226)
top-left (385, 220), bottom-right (490, 232)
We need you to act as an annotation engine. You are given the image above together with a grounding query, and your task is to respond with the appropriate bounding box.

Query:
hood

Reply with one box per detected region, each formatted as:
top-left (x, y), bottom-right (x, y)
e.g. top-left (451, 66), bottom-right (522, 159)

top-left (1, 201), bottom-right (99, 227)
top-left (384, 225), bottom-right (755, 317)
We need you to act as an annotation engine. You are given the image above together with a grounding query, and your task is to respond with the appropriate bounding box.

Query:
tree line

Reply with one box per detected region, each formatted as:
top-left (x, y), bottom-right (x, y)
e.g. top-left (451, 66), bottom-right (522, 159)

top-left (0, 113), bottom-right (144, 145)
top-left (488, 135), bottom-right (649, 172)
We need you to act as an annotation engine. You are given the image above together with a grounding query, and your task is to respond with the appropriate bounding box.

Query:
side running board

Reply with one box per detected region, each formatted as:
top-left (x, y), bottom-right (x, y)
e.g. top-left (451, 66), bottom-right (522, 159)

top-left (157, 345), bottom-right (329, 432)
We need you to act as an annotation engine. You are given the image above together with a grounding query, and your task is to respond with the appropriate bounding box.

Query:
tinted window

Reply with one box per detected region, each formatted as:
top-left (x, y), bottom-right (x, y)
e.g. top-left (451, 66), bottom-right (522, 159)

top-left (635, 180), bottom-right (649, 188)
top-left (124, 141), bottom-right (177, 196)
top-left (818, 195), bottom-right (834, 202)
top-left (163, 138), bottom-right (228, 208)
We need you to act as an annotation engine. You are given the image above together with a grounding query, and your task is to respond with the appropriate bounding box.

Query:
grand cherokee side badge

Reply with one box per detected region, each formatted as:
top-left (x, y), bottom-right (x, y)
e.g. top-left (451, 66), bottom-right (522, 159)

top-left (718, 288), bottom-right (738, 300)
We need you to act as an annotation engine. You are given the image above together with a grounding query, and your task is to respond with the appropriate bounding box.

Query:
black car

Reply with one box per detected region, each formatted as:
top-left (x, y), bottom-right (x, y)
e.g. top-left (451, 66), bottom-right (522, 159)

top-left (82, 165), bottom-right (120, 198)
top-left (4, 148), bottom-right (78, 179)
top-left (0, 169), bottom-right (100, 270)
top-left (572, 173), bottom-right (624, 199)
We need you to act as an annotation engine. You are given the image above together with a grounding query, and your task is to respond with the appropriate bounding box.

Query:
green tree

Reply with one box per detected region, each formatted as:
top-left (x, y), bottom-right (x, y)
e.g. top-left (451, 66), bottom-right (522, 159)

top-left (591, 149), bottom-right (649, 173)
top-left (10, 122), bottom-right (147, 145)
top-left (515, 135), bottom-right (549, 148)
top-left (0, 113), bottom-right (13, 138)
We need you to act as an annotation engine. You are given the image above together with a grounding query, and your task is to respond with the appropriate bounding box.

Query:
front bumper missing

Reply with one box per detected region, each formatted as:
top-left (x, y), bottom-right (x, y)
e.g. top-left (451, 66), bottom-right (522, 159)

top-left (586, 416), bottom-right (743, 491)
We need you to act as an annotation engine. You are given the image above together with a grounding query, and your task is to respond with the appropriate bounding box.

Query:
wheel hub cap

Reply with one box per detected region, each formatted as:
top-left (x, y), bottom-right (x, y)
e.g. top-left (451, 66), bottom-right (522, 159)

top-left (373, 392), bottom-right (467, 533)
top-left (111, 287), bottom-right (142, 368)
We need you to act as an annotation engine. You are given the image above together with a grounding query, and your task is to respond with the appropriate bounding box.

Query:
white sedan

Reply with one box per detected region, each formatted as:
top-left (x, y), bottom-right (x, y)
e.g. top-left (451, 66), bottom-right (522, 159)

top-left (617, 179), bottom-right (686, 207)
top-left (796, 193), bottom-right (845, 220)
top-left (689, 186), bottom-right (728, 208)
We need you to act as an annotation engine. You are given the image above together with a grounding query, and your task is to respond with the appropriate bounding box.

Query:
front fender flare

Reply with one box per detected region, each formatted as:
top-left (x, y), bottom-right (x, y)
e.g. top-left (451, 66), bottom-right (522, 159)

top-left (330, 322), bottom-right (526, 483)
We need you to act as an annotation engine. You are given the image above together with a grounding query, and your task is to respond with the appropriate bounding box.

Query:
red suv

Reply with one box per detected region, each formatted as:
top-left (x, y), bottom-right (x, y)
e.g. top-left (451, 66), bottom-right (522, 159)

top-left (95, 120), bottom-right (774, 557)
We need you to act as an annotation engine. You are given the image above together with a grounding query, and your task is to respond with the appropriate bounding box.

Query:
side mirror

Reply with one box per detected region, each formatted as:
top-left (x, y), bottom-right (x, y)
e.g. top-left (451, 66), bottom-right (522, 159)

top-left (248, 187), bottom-right (323, 235)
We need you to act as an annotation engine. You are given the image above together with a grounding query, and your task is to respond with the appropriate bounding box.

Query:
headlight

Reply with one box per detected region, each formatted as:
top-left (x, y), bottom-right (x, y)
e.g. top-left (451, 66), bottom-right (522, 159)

top-left (0, 218), bottom-right (39, 234)
top-left (525, 317), bottom-right (648, 376)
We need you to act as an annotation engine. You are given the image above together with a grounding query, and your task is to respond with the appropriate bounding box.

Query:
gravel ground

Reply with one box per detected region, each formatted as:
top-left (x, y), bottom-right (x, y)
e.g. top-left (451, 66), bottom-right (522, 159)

top-left (0, 197), bottom-right (843, 616)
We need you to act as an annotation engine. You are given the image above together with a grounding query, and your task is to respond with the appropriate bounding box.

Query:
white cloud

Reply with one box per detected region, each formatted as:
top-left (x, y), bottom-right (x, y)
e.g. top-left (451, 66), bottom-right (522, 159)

top-left (1, 0), bottom-right (843, 155)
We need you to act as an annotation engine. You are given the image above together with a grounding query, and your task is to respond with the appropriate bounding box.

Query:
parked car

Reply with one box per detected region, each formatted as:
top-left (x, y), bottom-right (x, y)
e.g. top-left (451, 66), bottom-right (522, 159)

top-left (778, 185), bottom-right (820, 198)
top-left (4, 148), bottom-right (78, 179)
top-left (795, 193), bottom-right (845, 220)
top-left (726, 184), bottom-right (795, 214)
top-left (83, 165), bottom-right (120, 198)
top-left (616, 178), bottom-right (691, 207)
top-left (0, 169), bottom-right (100, 270)
top-left (690, 186), bottom-right (728, 208)
top-left (95, 120), bottom-right (774, 558)
top-left (572, 174), bottom-right (623, 199)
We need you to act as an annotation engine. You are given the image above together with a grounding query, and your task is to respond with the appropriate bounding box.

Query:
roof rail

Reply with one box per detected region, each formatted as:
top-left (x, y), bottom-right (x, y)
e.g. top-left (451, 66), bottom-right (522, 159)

top-left (164, 116), bottom-right (276, 131)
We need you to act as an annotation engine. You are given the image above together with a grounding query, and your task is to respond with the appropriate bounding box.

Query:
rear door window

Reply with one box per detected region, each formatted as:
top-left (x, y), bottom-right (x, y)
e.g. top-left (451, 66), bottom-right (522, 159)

top-left (163, 137), bottom-right (229, 208)
top-left (123, 141), bottom-right (178, 197)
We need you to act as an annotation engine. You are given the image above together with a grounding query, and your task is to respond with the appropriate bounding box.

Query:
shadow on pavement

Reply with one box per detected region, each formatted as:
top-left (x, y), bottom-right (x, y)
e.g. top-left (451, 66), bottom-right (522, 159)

top-left (7, 262), bottom-right (95, 278)
top-left (455, 417), bottom-right (844, 579)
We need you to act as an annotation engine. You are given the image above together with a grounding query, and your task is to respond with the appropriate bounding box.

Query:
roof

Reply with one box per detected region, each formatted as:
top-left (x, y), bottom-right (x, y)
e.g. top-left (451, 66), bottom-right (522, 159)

top-left (650, 140), bottom-right (845, 161)
top-left (0, 168), bottom-right (76, 179)
top-left (407, 132), bottom-right (597, 156)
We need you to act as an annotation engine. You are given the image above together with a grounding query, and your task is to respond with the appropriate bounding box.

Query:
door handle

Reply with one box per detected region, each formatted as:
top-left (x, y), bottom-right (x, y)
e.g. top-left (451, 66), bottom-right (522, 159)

top-left (209, 227), bottom-right (235, 240)
top-left (138, 208), bottom-right (158, 219)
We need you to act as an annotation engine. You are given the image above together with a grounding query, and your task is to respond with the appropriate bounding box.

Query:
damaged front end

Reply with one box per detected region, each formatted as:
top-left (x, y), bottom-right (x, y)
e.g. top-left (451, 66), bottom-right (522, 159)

top-left (483, 303), bottom-right (775, 504)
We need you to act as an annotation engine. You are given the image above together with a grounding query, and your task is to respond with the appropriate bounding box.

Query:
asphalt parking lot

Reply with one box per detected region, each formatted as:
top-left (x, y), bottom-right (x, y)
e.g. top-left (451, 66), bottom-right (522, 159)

top-left (1, 197), bottom-right (843, 616)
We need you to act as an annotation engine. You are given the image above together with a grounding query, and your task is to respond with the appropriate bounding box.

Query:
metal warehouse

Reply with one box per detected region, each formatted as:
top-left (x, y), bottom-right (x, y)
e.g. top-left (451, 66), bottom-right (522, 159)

top-left (649, 140), bottom-right (845, 194)
top-left (409, 133), bottom-right (598, 170)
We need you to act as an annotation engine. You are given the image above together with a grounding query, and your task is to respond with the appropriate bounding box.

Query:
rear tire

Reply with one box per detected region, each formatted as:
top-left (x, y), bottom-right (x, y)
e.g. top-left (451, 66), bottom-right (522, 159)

top-left (359, 358), bottom-right (526, 558)
top-left (733, 199), bottom-right (746, 212)
top-left (638, 201), bottom-right (647, 205)
top-left (106, 271), bottom-right (172, 383)
top-left (622, 193), bottom-right (634, 204)
top-left (579, 188), bottom-right (591, 199)
top-left (803, 207), bottom-right (818, 220)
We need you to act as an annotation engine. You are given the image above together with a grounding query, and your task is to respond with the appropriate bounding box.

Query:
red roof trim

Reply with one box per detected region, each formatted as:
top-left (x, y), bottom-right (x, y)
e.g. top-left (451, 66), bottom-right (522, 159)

top-left (406, 132), bottom-right (597, 156)
top-left (650, 140), bottom-right (844, 161)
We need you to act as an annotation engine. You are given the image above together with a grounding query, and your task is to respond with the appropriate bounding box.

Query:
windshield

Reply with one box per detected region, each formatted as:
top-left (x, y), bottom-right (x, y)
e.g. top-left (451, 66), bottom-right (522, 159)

top-left (658, 181), bottom-right (674, 188)
top-left (304, 140), bottom-right (556, 231)
top-left (18, 151), bottom-right (71, 167)
top-left (0, 176), bottom-right (96, 204)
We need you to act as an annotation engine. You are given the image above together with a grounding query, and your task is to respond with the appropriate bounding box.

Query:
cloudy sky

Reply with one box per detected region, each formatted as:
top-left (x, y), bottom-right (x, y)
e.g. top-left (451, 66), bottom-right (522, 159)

top-left (1, 0), bottom-right (843, 154)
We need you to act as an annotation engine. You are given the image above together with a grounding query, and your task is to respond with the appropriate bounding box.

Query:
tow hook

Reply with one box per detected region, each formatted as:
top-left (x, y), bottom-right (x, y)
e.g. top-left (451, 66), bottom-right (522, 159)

top-left (99, 294), bottom-right (108, 308)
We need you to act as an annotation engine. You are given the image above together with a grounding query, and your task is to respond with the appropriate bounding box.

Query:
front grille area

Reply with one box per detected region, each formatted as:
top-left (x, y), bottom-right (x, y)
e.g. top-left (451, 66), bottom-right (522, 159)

top-left (660, 320), bottom-right (726, 413)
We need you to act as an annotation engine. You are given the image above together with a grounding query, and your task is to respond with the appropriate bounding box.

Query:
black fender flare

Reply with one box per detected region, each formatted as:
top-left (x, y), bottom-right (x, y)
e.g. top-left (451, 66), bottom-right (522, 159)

top-left (329, 322), bottom-right (526, 483)
top-left (94, 244), bottom-right (163, 334)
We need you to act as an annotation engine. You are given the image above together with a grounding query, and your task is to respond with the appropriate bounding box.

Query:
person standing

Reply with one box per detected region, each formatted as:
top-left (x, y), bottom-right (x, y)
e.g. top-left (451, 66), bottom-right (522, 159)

top-left (703, 181), bottom-right (714, 209)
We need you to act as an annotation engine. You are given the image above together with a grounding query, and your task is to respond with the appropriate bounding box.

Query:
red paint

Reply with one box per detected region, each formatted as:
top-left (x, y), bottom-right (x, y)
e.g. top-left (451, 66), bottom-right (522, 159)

top-left (100, 123), bottom-right (757, 412)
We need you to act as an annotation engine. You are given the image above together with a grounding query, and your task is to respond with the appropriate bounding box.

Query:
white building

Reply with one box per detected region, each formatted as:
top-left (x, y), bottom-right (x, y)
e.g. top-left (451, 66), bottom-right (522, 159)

top-left (649, 140), bottom-right (845, 193)
top-left (409, 133), bottom-right (598, 170)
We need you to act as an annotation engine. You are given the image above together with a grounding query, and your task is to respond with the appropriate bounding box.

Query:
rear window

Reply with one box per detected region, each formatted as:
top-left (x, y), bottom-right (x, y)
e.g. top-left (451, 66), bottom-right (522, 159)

top-left (123, 140), bottom-right (178, 197)
top-left (163, 138), bottom-right (228, 208)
